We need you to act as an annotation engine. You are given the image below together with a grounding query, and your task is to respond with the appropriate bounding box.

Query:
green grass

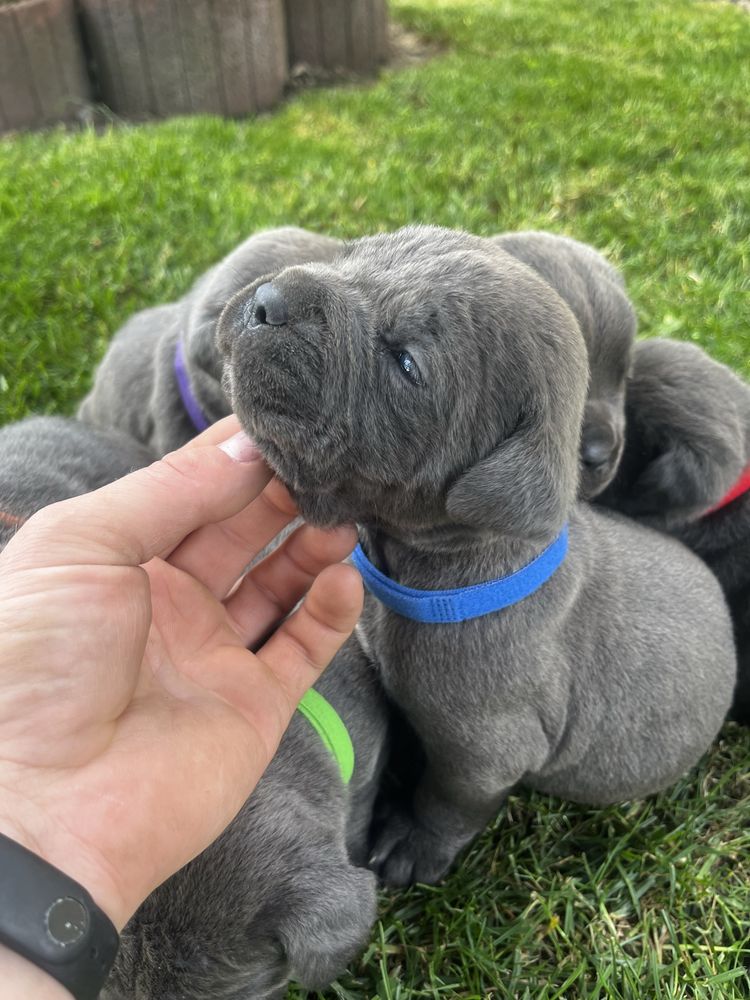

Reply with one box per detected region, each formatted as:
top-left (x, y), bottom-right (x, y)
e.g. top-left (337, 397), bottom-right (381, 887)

top-left (1, 0), bottom-right (749, 996)
top-left (317, 729), bottom-right (750, 1000)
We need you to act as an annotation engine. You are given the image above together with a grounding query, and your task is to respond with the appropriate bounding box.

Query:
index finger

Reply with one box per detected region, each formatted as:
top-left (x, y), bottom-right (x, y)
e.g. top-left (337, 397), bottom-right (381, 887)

top-left (182, 414), bottom-right (242, 449)
top-left (2, 429), bottom-right (273, 571)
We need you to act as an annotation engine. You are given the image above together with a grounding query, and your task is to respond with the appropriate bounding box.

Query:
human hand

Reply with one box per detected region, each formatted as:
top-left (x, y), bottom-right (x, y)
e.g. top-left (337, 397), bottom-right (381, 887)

top-left (0, 416), bottom-right (363, 935)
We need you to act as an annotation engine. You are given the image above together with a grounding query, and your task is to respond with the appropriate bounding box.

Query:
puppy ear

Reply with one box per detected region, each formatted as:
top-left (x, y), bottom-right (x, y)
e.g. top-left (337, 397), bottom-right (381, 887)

top-left (601, 338), bottom-right (747, 527)
top-left (613, 440), bottom-right (743, 526)
top-left (445, 402), bottom-right (579, 542)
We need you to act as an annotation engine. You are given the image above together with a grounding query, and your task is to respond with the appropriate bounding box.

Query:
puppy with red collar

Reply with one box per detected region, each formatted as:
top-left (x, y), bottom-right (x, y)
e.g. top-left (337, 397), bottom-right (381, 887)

top-left (597, 338), bottom-right (750, 724)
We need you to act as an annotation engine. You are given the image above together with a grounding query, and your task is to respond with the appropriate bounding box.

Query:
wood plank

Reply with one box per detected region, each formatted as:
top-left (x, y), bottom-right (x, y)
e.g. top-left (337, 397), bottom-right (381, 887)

top-left (373, 0), bottom-right (389, 61)
top-left (13, 0), bottom-right (87, 124)
top-left (51, 0), bottom-right (91, 108)
top-left (81, 0), bottom-right (153, 113)
top-left (214, 0), bottom-right (257, 116)
top-left (177, 0), bottom-right (224, 113)
top-left (349, 0), bottom-right (376, 74)
top-left (249, 0), bottom-right (287, 110)
top-left (284, 0), bottom-right (321, 67)
top-left (319, 0), bottom-right (348, 69)
top-left (133, 0), bottom-right (190, 116)
top-left (77, 0), bottom-right (121, 111)
top-left (0, 10), bottom-right (39, 129)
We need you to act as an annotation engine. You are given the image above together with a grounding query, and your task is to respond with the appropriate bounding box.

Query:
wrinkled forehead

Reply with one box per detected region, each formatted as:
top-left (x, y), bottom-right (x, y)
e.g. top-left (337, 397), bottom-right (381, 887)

top-left (330, 227), bottom-right (497, 320)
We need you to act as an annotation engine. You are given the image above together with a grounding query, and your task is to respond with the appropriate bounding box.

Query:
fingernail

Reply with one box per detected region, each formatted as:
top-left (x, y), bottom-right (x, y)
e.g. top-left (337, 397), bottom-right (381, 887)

top-left (218, 431), bottom-right (262, 463)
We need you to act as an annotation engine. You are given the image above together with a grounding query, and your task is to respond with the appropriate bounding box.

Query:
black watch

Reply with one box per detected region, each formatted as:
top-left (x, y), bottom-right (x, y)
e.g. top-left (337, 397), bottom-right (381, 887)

top-left (0, 832), bottom-right (119, 1000)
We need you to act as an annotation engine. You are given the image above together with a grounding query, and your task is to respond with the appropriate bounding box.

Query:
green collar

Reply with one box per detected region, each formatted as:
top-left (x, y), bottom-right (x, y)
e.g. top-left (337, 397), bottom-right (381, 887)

top-left (296, 689), bottom-right (354, 784)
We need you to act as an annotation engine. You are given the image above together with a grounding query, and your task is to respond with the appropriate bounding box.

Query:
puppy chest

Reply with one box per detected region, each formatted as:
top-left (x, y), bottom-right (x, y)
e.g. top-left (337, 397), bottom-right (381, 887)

top-left (359, 601), bottom-right (515, 721)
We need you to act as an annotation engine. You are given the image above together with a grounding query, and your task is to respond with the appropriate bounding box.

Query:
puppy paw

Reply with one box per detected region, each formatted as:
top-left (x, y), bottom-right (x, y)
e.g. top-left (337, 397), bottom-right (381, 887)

top-left (282, 863), bottom-right (377, 989)
top-left (368, 809), bottom-right (457, 887)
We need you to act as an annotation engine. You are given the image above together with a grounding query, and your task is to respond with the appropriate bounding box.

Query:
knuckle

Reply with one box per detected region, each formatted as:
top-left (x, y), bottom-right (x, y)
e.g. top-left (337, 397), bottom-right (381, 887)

top-left (154, 448), bottom-right (206, 488)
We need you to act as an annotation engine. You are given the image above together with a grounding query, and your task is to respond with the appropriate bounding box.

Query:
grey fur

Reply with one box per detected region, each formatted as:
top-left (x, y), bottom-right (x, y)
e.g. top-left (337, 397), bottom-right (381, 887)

top-left (78, 228), bottom-right (344, 455)
top-left (79, 226), bottom-right (634, 506)
top-left (0, 415), bottom-right (387, 997)
top-left (597, 337), bottom-right (750, 724)
top-left (0, 416), bottom-right (153, 546)
top-left (217, 225), bottom-right (736, 888)
top-left (104, 637), bottom-right (388, 1000)
top-left (490, 231), bottom-right (636, 499)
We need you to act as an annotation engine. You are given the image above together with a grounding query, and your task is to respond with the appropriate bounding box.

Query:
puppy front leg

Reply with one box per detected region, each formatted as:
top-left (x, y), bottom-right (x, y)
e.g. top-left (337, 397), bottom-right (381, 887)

top-left (370, 761), bottom-right (512, 887)
top-left (370, 706), bottom-right (551, 888)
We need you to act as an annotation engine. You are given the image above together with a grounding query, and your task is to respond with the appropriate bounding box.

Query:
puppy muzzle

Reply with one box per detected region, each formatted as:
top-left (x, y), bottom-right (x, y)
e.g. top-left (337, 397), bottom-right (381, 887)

top-left (579, 412), bottom-right (624, 498)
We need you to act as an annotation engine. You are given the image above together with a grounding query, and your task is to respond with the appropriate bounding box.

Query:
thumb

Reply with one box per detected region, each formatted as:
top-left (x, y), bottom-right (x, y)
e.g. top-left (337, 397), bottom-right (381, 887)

top-left (4, 430), bottom-right (273, 570)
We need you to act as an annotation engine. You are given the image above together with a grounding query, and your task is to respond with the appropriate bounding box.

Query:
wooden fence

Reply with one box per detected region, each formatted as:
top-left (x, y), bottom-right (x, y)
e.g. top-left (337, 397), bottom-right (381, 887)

top-left (1, 0), bottom-right (389, 131)
top-left (0, 0), bottom-right (90, 132)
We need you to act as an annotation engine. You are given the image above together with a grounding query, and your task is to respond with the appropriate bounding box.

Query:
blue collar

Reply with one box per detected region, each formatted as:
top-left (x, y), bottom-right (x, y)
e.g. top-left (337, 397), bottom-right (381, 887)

top-left (351, 526), bottom-right (569, 623)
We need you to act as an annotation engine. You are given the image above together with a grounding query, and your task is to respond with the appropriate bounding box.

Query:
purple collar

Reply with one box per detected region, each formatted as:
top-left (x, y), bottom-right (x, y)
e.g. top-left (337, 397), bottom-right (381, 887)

top-left (174, 340), bottom-right (211, 432)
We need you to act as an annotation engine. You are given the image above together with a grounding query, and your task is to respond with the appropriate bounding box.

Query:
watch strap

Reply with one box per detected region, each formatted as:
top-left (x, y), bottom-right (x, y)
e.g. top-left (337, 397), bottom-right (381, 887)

top-left (0, 832), bottom-right (119, 1000)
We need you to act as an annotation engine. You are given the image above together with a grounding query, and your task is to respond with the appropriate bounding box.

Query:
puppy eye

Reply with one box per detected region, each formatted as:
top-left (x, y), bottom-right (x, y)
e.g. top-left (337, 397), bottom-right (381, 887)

top-left (392, 349), bottom-right (422, 386)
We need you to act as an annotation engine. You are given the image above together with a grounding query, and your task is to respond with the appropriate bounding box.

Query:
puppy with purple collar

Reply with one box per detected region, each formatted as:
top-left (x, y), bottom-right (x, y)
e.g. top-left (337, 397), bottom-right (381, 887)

top-left (597, 337), bottom-right (750, 725)
top-left (216, 225), bottom-right (736, 887)
top-left (78, 227), bottom-right (344, 455)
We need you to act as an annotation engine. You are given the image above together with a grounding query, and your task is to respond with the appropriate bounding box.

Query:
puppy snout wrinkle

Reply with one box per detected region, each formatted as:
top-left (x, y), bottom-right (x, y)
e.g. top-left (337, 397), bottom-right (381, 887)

top-left (251, 282), bottom-right (288, 327)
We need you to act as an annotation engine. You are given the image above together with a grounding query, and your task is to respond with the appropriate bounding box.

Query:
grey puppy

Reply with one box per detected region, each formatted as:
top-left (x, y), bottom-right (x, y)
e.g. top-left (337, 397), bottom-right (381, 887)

top-left (597, 337), bottom-right (750, 725)
top-left (79, 227), bottom-right (344, 455)
top-left (80, 226), bottom-right (633, 503)
top-left (217, 224), bottom-right (736, 888)
top-left (0, 415), bottom-right (388, 997)
top-left (0, 415), bottom-right (153, 546)
top-left (490, 231), bottom-right (636, 499)
top-left (104, 636), bottom-right (388, 1000)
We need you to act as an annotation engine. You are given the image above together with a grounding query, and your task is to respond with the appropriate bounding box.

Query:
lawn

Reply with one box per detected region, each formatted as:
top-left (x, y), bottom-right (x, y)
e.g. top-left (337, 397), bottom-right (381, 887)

top-left (1, 0), bottom-right (749, 997)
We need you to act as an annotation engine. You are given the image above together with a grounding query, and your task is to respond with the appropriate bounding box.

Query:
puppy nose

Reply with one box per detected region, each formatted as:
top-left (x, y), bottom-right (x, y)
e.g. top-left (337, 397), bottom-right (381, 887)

top-left (581, 418), bottom-right (617, 469)
top-left (581, 432), bottom-right (616, 469)
top-left (251, 283), bottom-right (288, 327)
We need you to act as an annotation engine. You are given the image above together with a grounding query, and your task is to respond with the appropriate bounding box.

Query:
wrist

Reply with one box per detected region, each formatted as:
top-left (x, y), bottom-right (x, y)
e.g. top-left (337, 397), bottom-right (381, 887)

top-left (0, 829), bottom-right (120, 1000)
top-left (0, 941), bottom-right (75, 1000)
top-left (0, 810), bottom-right (129, 932)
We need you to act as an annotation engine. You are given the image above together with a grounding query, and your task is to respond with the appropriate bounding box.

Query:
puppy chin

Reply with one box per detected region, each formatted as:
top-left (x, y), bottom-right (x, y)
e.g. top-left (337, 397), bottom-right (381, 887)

top-left (223, 382), bottom-right (357, 528)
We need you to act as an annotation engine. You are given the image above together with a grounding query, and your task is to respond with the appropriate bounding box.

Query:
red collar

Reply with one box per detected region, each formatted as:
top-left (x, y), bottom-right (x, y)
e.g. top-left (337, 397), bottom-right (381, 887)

top-left (705, 465), bottom-right (750, 516)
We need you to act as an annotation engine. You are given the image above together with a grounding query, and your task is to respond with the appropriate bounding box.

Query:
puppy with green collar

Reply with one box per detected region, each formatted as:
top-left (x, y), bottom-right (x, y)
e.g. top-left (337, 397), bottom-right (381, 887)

top-left (0, 414), bottom-right (388, 997)
top-left (104, 635), bottom-right (388, 1000)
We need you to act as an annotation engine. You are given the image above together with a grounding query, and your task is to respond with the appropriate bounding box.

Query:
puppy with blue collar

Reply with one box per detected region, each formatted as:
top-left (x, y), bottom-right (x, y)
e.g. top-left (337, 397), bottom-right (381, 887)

top-left (79, 226), bottom-right (635, 507)
top-left (217, 225), bottom-right (736, 887)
